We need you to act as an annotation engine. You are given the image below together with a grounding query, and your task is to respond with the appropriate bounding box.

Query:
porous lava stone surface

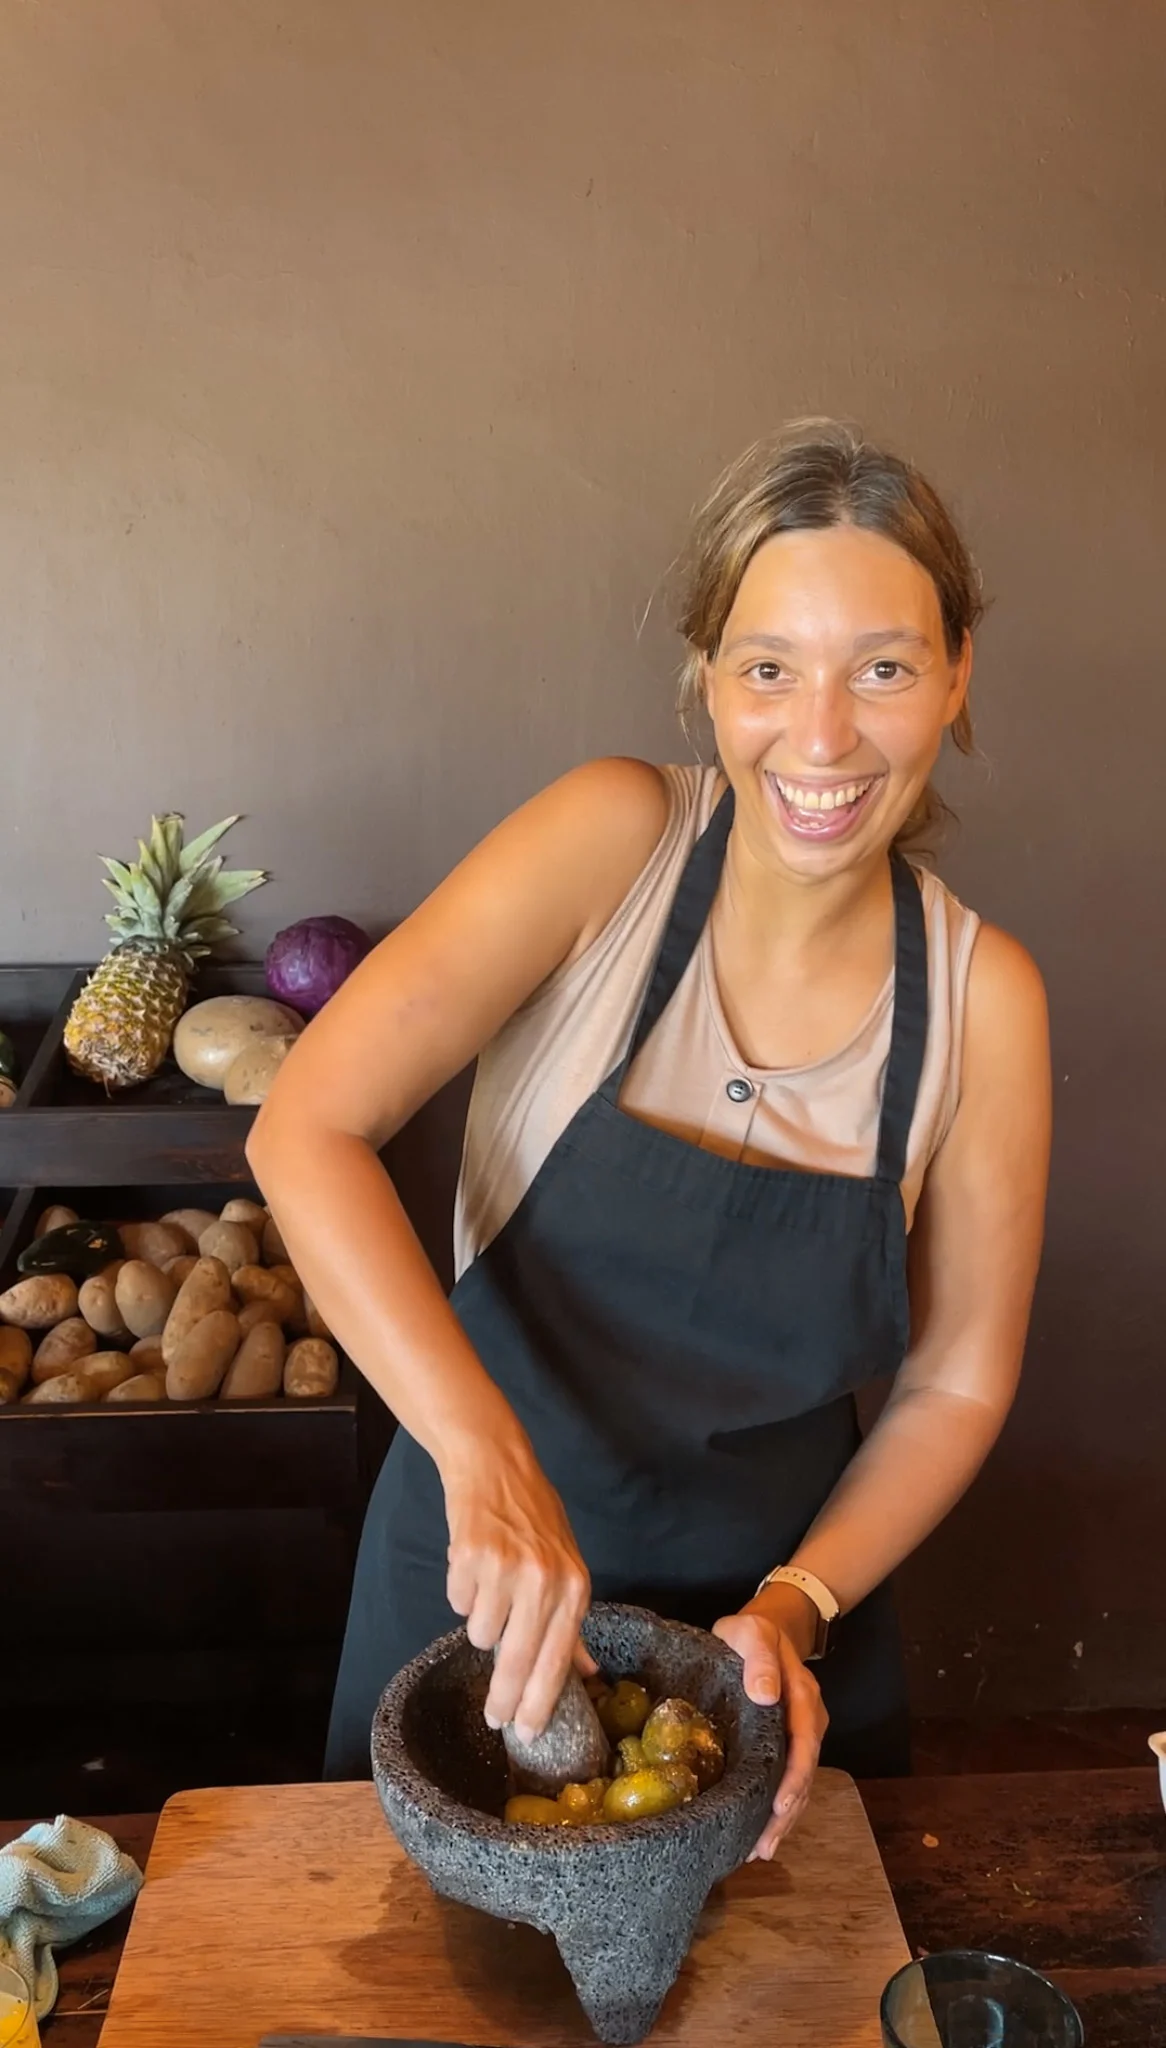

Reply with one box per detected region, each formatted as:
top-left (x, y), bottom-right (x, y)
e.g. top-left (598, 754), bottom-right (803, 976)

top-left (372, 1602), bottom-right (785, 2044)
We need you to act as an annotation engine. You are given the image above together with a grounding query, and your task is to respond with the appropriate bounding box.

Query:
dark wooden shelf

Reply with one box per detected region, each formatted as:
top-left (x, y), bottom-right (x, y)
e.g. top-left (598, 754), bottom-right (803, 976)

top-left (0, 1183), bottom-right (374, 1520)
top-left (0, 962), bottom-right (277, 1185)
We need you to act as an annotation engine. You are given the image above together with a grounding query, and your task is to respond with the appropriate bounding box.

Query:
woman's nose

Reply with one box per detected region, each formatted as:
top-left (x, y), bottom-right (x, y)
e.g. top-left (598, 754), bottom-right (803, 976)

top-left (786, 681), bottom-right (859, 766)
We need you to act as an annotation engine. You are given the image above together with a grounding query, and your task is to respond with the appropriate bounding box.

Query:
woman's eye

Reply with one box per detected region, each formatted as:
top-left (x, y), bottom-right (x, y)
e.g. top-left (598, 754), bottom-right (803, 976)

top-left (751, 662), bottom-right (783, 682)
top-left (872, 660), bottom-right (902, 680)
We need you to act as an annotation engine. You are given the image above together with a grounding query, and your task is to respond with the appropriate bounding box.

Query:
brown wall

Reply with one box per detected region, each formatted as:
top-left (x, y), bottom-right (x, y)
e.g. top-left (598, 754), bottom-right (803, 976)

top-left (3, 1), bottom-right (1164, 1715)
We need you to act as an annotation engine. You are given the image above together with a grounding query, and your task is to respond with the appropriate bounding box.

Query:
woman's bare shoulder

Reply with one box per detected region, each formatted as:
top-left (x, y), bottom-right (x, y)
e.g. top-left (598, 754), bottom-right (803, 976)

top-left (251, 759), bottom-right (679, 1148)
top-left (966, 921), bottom-right (1046, 1014)
top-left (503, 756), bottom-right (675, 948)
top-left (534, 755), bottom-right (673, 849)
top-left (962, 921), bottom-right (1050, 1091)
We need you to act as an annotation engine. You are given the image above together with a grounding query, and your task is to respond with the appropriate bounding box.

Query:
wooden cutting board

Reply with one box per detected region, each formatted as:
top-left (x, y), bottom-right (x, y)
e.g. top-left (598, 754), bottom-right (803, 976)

top-left (96, 1774), bottom-right (909, 2048)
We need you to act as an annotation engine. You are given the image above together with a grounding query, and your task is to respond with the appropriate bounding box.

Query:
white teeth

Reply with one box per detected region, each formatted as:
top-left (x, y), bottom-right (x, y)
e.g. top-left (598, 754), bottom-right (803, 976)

top-left (774, 774), bottom-right (874, 813)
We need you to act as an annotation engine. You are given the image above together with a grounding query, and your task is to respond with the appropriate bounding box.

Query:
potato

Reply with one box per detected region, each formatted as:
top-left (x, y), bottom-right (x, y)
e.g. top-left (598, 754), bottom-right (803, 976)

top-left (32, 1317), bottom-right (98, 1382)
top-left (105, 1372), bottom-right (166, 1404)
top-left (283, 1337), bottom-right (339, 1399)
top-left (197, 1221), bottom-right (258, 1276)
top-left (231, 1265), bottom-right (300, 1324)
top-left (261, 1216), bottom-right (289, 1267)
top-left (0, 1368), bottom-right (27, 1405)
top-left (165, 1308), bottom-right (241, 1401)
top-left (0, 1327), bottom-right (32, 1394)
top-left (129, 1336), bottom-right (165, 1374)
top-left (115, 1260), bottom-right (177, 1340)
top-left (78, 1265), bottom-right (130, 1341)
top-left (236, 1298), bottom-right (284, 1335)
top-left (0, 1273), bottom-right (79, 1328)
top-left (220, 1321), bottom-right (285, 1400)
top-left (220, 1198), bottom-right (268, 1232)
top-left (118, 1221), bottom-right (187, 1269)
top-left (163, 1254), bottom-right (200, 1286)
top-left (304, 1291), bottom-right (332, 1342)
top-left (36, 1204), bottom-right (79, 1238)
top-left (161, 1257), bottom-right (233, 1366)
top-left (223, 1035), bottom-right (298, 1105)
top-left (24, 1371), bottom-right (91, 1405)
top-left (268, 1263), bottom-right (308, 1334)
top-left (76, 1350), bottom-right (136, 1396)
top-left (160, 1208), bottom-right (220, 1251)
top-left (0, 1326), bottom-right (32, 1369)
top-left (173, 995), bottom-right (303, 1091)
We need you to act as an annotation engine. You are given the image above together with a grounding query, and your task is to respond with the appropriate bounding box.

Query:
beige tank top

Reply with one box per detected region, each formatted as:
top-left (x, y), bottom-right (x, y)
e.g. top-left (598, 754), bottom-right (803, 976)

top-left (454, 764), bottom-right (980, 1279)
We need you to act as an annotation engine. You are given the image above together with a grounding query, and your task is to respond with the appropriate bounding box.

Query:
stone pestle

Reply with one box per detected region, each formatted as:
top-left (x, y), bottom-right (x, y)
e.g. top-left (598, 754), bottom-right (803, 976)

top-left (501, 1659), bottom-right (611, 1795)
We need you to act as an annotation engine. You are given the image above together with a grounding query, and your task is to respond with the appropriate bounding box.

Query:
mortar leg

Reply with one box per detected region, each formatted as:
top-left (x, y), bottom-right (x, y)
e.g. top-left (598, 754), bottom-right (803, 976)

top-left (556, 1895), bottom-right (705, 2045)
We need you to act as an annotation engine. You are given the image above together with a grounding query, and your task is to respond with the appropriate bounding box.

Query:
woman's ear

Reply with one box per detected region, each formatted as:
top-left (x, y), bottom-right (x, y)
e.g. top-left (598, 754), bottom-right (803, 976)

top-left (943, 631), bottom-right (974, 729)
top-left (701, 653), bottom-right (716, 721)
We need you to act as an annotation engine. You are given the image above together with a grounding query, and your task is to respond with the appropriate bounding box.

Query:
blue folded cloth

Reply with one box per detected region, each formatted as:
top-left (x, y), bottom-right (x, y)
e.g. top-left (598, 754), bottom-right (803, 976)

top-left (0, 1815), bottom-right (143, 2018)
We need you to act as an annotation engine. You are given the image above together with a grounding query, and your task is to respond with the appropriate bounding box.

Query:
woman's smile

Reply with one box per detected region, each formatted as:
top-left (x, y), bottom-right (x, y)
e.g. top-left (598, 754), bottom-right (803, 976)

top-left (703, 523), bottom-right (972, 878)
top-left (764, 769), bottom-right (886, 842)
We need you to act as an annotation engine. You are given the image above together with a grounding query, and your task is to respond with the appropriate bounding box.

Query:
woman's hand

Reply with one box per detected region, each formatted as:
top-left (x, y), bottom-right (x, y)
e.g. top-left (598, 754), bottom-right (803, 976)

top-left (713, 1583), bottom-right (829, 1860)
top-left (442, 1430), bottom-right (592, 1743)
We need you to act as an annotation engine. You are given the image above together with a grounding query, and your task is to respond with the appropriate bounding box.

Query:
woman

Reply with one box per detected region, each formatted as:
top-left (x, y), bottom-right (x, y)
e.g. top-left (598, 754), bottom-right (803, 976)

top-left (249, 420), bottom-right (1050, 1857)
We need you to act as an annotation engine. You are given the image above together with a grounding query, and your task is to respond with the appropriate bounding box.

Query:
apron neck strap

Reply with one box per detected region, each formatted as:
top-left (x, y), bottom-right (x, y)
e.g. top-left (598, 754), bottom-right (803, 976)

top-left (600, 787), bottom-right (735, 1099)
top-left (601, 788), bottom-right (930, 1192)
top-left (875, 852), bottom-right (929, 1186)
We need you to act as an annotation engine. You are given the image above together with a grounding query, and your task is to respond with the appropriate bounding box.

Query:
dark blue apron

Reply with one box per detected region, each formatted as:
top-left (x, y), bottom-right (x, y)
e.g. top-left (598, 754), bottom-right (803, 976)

top-left (326, 789), bottom-right (927, 1779)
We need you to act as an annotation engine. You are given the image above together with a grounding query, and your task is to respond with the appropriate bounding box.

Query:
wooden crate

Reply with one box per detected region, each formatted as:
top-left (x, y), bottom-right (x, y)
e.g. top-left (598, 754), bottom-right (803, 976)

top-left (0, 1183), bottom-right (374, 1520)
top-left (0, 962), bottom-right (82, 1073)
top-left (0, 962), bottom-right (274, 1185)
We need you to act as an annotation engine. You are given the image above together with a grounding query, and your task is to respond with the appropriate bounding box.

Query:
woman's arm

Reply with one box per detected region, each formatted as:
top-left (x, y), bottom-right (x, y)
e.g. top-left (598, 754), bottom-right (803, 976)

top-left (718, 921), bottom-right (1052, 1851)
top-left (789, 922), bottom-right (1051, 1600)
top-left (246, 757), bottom-right (670, 1737)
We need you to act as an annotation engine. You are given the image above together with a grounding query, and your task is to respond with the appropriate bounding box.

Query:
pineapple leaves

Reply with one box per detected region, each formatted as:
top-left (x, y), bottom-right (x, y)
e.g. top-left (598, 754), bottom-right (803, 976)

top-left (156, 814), bottom-right (186, 873)
top-left (159, 870), bottom-right (198, 939)
top-left (92, 813), bottom-right (267, 953)
top-left (135, 815), bottom-right (184, 899)
top-left (179, 816), bottom-right (243, 875)
top-left (197, 869), bottom-right (267, 909)
top-left (99, 858), bottom-right (137, 899)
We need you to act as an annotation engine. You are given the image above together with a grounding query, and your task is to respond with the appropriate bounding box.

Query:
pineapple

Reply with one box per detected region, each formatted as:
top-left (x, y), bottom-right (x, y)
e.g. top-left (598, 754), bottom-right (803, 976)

top-left (64, 813), bottom-right (267, 1091)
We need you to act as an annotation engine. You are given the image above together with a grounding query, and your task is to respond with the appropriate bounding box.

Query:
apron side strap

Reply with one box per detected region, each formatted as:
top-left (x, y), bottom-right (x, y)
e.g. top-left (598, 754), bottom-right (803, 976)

top-left (875, 853), bottom-right (930, 1187)
top-left (599, 786), bottom-right (735, 1103)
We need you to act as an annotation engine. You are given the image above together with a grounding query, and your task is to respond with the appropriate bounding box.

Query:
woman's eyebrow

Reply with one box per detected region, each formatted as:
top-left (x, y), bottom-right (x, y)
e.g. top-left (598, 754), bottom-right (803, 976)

top-left (722, 626), bottom-right (933, 656)
top-left (852, 626), bottom-right (933, 652)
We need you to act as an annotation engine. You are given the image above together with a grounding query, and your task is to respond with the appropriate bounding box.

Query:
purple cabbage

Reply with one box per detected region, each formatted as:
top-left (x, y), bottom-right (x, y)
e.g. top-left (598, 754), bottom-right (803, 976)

top-left (264, 914), bottom-right (372, 1016)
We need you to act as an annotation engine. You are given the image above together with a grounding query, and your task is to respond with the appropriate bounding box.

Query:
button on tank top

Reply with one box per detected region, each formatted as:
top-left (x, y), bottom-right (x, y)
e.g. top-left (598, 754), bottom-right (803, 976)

top-left (455, 764), bottom-right (980, 1279)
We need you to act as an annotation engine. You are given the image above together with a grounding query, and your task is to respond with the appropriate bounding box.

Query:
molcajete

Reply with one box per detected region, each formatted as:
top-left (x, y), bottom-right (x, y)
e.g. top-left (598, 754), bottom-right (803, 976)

top-left (371, 1601), bottom-right (785, 2045)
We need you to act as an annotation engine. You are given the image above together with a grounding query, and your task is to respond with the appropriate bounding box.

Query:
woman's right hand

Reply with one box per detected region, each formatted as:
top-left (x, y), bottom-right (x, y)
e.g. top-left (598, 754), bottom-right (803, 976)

top-left (442, 1432), bottom-right (591, 1743)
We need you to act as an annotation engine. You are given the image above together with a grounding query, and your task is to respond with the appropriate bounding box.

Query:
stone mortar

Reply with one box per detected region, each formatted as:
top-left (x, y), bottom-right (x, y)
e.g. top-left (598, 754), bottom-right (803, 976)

top-left (372, 1601), bottom-right (786, 2045)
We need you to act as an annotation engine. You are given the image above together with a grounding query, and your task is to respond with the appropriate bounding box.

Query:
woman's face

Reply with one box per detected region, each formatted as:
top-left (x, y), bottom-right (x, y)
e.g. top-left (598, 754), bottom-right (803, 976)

top-left (704, 524), bottom-right (972, 881)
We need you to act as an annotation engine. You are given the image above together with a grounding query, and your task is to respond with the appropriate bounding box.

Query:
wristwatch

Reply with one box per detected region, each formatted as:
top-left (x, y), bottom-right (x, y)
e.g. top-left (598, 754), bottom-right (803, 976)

top-left (754, 1564), bottom-right (840, 1662)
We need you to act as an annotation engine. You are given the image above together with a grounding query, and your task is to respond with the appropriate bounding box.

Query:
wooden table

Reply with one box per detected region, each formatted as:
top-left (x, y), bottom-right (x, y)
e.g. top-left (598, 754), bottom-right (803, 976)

top-left (862, 1769), bottom-right (1166, 2044)
top-left (10, 1768), bottom-right (1165, 2047)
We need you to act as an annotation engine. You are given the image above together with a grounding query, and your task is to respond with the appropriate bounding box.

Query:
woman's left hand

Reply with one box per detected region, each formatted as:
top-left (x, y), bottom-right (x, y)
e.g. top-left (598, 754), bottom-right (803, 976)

top-left (713, 1583), bottom-right (830, 1860)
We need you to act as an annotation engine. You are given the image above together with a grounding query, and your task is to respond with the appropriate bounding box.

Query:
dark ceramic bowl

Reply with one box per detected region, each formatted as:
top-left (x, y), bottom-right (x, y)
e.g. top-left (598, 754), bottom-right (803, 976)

top-left (372, 1601), bottom-right (785, 2045)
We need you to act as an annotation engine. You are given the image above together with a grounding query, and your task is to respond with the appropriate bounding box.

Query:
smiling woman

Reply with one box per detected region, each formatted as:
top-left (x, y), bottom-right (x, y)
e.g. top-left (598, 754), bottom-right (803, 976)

top-left (247, 420), bottom-right (1050, 1855)
top-left (678, 420), bottom-right (981, 856)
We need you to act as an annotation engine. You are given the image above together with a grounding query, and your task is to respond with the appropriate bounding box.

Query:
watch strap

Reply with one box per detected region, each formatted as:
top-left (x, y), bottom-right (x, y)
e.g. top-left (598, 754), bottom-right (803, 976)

top-left (754, 1564), bottom-right (840, 1661)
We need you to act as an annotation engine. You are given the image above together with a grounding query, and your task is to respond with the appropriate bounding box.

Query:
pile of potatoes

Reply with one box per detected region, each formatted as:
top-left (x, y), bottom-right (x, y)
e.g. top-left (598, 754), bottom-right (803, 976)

top-left (0, 1200), bottom-right (340, 1408)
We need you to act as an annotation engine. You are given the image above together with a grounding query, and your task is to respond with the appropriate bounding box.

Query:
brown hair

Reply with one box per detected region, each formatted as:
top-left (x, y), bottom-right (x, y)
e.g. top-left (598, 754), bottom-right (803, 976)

top-left (676, 418), bottom-right (983, 847)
